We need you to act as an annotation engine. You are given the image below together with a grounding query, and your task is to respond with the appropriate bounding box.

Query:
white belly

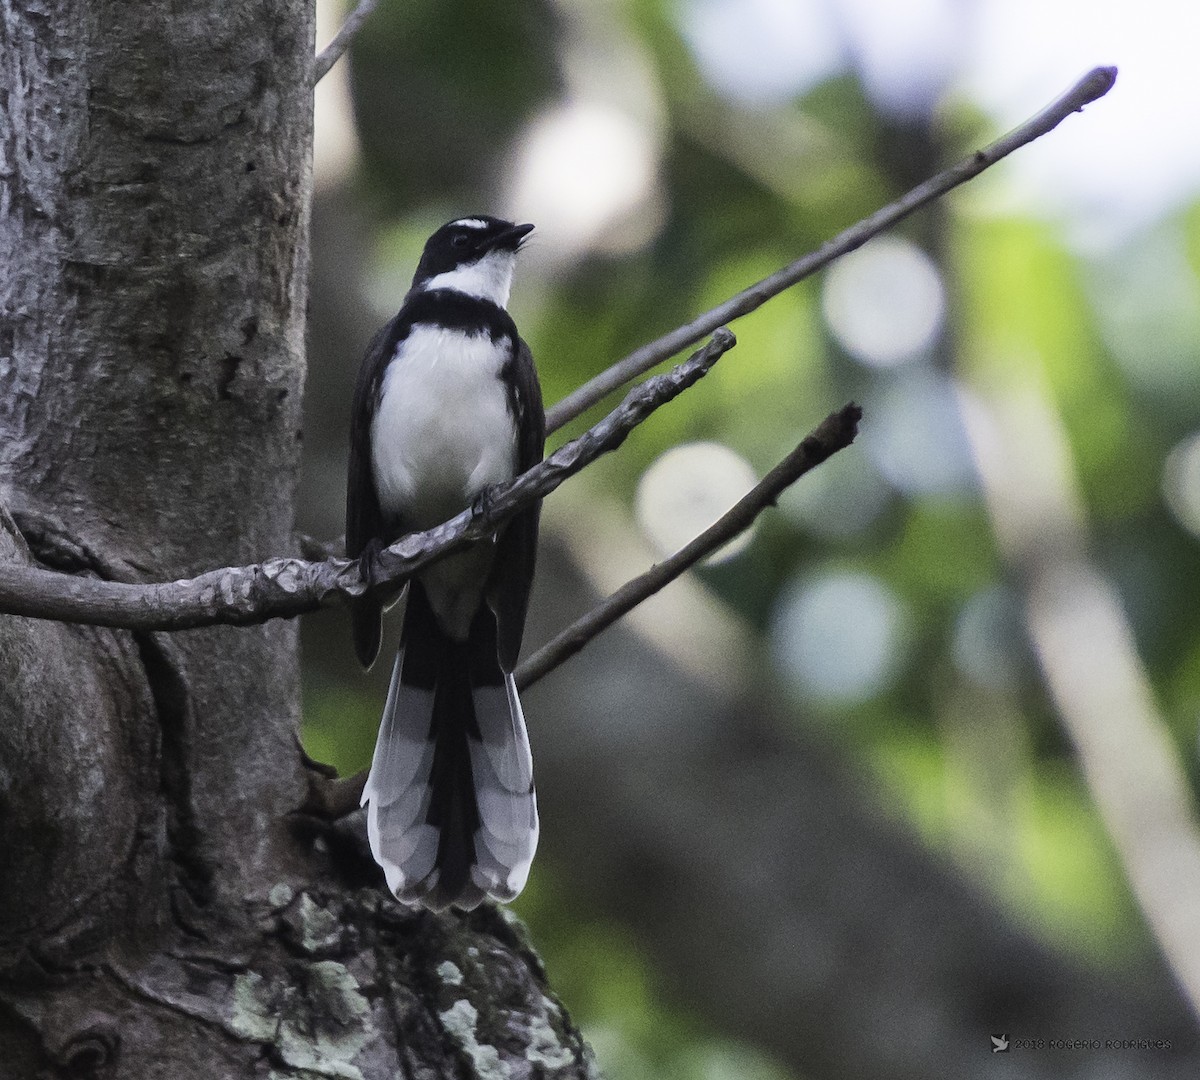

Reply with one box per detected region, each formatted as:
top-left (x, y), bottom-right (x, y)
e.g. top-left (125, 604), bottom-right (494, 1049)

top-left (370, 325), bottom-right (517, 640)
top-left (371, 324), bottom-right (517, 529)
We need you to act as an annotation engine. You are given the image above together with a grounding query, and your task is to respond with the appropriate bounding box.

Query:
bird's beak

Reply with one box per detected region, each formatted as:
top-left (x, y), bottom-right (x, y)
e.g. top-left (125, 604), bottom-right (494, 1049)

top-left (488, 222), bottom-right (535, 252)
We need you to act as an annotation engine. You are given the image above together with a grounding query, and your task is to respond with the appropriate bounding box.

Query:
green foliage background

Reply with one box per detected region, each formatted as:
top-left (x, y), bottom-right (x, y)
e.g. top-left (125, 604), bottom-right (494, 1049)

top-left (301, 2), bottom-right (1200, 1075)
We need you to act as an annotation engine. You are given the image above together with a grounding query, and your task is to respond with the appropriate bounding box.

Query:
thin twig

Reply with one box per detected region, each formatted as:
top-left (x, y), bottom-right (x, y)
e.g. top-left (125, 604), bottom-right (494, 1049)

top-left (516, 403), bottom-right (862, 690)
top-left (312, 0), bottom-right (380, 85)
top-left (545, 65), bottom-right (1118, 434)
top-left (0, 331), bottom-right (735, 632)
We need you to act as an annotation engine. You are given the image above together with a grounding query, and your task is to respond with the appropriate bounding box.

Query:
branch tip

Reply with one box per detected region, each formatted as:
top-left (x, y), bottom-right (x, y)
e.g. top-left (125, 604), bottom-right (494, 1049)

top-left (1080, 65), bottom-right (1118, 104)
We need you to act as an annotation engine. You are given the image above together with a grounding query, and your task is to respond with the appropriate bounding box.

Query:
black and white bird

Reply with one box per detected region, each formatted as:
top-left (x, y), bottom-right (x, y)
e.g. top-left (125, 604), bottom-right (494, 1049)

top-left (346, 215), bottom-right (544, 912)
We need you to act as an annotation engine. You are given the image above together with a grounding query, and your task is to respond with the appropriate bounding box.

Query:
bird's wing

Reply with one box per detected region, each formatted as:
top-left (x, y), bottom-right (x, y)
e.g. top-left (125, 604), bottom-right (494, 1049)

top-left (346, 319), bottom-right (398, 668)
top-left (489, 335), bottom-right (545, 672)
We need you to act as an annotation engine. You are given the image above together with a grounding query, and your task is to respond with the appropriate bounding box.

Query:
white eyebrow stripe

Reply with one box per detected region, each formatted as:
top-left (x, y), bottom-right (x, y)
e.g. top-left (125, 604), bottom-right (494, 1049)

top-left (451, 218), bottom-right (489, 230)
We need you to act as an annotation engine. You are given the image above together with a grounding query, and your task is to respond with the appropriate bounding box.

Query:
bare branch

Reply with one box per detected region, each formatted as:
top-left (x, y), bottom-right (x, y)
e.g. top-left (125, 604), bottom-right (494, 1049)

top-left (545, 65), bottom-right (1118, 433)
top-left (516, 403), bottom-right (862, 690)
top-left (312, 0), bottom-right (380, 85)
top-left (0, 331), bottom-right (735, 631)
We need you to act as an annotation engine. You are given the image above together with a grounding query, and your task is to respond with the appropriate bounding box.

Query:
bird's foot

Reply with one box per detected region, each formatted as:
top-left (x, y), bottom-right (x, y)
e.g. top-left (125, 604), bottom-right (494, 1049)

top-left (471, 482), bottom-right (503, 518)
top-left (358, 537), bottom-right (385, 590)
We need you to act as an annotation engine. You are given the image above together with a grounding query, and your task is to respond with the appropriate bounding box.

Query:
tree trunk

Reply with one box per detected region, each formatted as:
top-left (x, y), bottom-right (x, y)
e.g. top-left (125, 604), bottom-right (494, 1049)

top-left (0, 2), bottom-right (592, 1075)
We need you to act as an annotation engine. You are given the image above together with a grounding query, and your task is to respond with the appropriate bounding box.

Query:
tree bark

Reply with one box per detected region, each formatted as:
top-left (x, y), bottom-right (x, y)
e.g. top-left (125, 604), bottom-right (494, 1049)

top-left (0, 2), bottom-right (593, 1075)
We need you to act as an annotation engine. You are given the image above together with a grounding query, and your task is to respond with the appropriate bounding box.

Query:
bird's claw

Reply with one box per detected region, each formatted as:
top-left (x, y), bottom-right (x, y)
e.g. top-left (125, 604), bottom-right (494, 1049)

top-left (471, 483), bottom-right (501, 518)
top-left (358, 537), bottom-right (384, 590)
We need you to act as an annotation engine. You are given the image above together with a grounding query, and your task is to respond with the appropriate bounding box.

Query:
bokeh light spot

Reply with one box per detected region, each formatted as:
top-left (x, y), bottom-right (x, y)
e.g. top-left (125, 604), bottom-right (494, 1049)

top-left (770, 571), bottom-right (909, 705)
top-left (681, 0), bottom-right (843, 106)
top-left (506, 100), bottom-right (662, 261)
top-left (822, 236), bottom-right (946, 368)
top-left (636, 442), bottom-right (759, 564)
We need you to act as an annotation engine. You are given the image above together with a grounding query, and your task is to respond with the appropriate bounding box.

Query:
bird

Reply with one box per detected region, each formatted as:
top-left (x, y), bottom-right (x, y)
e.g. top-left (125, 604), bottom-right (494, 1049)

top-left (346, 215), bottom-right (544, 912)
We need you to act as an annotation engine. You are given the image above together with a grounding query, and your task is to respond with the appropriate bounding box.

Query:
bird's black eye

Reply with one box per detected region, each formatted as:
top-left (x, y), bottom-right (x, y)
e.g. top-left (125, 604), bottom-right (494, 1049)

top-left (451, 233), bottom-right (470, 249)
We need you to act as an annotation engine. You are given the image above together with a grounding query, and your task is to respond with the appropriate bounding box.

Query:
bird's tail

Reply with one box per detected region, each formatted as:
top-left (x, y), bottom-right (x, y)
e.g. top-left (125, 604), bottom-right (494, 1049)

top-left (360, 581), bottom-right (538, 911)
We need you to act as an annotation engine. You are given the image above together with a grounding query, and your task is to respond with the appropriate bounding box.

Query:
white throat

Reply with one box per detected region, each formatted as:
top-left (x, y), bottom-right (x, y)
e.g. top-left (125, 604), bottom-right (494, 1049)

top-left (420, 249), bottom-right (517, 308)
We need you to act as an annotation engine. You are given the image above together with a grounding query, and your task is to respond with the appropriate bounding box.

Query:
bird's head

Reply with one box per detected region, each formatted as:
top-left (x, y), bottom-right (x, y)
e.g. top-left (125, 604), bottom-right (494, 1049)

top-left (411, 216), bottom-right (534, 308)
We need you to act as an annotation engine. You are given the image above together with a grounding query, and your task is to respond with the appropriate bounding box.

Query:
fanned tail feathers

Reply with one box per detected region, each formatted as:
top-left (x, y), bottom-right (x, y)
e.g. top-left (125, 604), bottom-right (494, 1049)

top-left (360, 585), bottom-right (538, 911)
